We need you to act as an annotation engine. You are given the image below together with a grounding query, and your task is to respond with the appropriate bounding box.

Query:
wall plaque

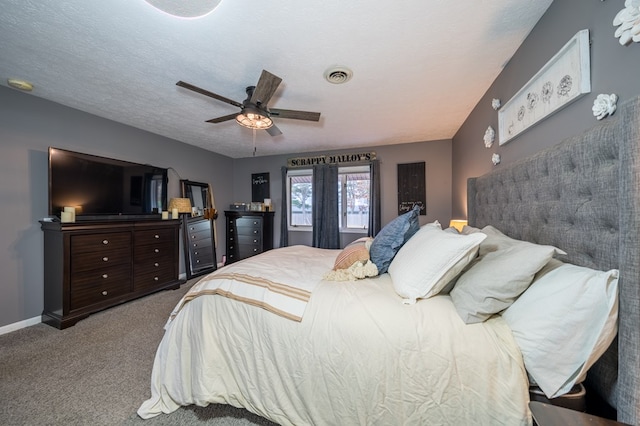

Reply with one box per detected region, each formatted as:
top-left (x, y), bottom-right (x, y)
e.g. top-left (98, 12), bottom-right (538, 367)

top-left (397, 162), bottom-right (426, 216)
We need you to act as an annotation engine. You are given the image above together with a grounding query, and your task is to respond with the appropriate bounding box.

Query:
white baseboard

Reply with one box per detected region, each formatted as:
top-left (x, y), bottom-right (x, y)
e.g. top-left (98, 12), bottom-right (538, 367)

top-left (0, 316), bottom-right (42, 336)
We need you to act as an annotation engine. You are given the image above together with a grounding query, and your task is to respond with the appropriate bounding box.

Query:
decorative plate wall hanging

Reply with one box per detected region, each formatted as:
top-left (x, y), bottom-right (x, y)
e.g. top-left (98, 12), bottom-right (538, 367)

top-left (498, 30), bottom-right (591, 145)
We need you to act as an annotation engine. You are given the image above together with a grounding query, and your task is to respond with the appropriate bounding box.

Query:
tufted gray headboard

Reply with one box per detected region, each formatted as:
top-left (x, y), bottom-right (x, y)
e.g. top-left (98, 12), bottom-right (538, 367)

top-left (467, 96), bottom-right (640, 425)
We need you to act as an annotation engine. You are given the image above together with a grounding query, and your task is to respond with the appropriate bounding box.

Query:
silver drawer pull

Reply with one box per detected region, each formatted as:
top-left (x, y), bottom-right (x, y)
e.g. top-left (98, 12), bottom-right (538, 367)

top-left (102, 274), bottom-right (108, 279)
top-left (154, 276), bottom-right (159, 281)
top-left (102, 239), bottom-right (109, 245)
top-left (253, 221), bottom-right (258, 225)
top-left (102, 291), bottom-right (108, 296)
top-left (196, 260), bottom-right (200, 264)
top-left (194, 251), bottom-right (199, 255)
top-left (154, 234), bottom-right (160, 239)
top-left (154, 248), bottom-right (159, 253)
top-left (191, 235), bottom-right (197, 239)
top-left (253, 230), bottom-right (258, 234)
top-left (154, 262), bottom-right (159, 267)
top-left (102, 257), bottom-right (109, 262)
top-left (253, 239), bottom-right (258, 243)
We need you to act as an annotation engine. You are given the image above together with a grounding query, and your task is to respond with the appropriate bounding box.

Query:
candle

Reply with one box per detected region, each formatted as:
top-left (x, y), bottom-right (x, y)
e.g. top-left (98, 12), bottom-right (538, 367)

top-left (161, 211), bottom-right (169, 220)
top-left (63, 206), bottom-right (76, 222)
top-left (61, 211), bottom-right (73, 223)
top-left (264, 198), bottom-right (271, 212)
top-left (171, 208), bottom-right (178, 219)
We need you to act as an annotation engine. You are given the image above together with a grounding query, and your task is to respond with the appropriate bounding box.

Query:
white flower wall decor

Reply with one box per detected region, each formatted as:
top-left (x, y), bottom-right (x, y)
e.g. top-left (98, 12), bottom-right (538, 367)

top-left (484, 126), bottom-right (495, 148)
top-left (491, 98), bottom-right (501, 110)
top-left (613, 0), bottom-right (640, 45)
top-left (492, 153), bottom-right (501, 166)
top-left (592, 94), bottom-right (618, 120)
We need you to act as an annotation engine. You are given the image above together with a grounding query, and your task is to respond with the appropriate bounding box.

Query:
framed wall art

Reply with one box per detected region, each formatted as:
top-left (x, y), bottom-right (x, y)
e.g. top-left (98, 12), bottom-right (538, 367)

top-left (397, 162), bottom-right (426, 216)
top-left (498, 29), bottom-right (591, 145)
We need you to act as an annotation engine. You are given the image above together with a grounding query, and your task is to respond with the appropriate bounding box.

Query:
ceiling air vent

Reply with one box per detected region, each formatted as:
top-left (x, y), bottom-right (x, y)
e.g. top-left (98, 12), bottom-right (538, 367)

top-left (324, 66), bottom-right (353, 84)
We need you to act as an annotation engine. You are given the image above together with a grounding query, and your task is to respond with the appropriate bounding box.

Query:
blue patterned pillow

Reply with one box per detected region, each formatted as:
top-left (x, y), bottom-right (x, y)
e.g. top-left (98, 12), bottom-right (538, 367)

top-left (369, 205), bottom-right (421, 273)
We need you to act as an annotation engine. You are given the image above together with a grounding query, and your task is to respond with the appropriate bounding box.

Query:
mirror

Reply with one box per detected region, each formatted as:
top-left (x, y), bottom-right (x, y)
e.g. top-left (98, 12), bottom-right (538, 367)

top-left (180, 180), bottom-right (217, 279)
top-left (181, 180), bottom-right (217, 219)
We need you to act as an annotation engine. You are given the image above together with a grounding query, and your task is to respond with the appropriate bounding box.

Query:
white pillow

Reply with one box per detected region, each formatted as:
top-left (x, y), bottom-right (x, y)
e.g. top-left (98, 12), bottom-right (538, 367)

top-left (502, 261), bottom-right (619, 399)
top-left (449, 226), bottom-right (565, 324)
top-left (388, 224), bottom-right (486, 304)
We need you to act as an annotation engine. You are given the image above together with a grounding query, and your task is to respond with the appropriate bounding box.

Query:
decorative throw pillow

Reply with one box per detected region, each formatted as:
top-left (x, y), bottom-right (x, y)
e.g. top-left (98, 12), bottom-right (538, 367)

top-left (388, 225), bottom-right (486, 304)
top-left (369, 205), bottom-right (421, 274)
top-left (502, 261), bottom-right (619, 399)
top-left (449, 226), bottom-right (565, 324)
top-left (333, 237), bottom-right (373, 270)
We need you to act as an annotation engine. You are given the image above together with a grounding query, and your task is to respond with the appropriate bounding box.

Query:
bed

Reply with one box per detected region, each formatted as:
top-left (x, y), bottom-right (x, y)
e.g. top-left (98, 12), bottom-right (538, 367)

top-left (138, 96), bottom-right (640, 425)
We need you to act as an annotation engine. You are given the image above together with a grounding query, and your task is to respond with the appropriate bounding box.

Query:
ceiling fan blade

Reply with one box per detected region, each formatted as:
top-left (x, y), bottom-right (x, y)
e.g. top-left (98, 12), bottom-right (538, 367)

top-left (250, 70), bottom-right (282, 106)
top-left (206, 113), bottom-right (238, 123)
top-left (266, 124), bottom-right (282, 137)
top-left (270, 108), bottom-right (321, 122)
top-left (176, 81), bottom-right (243, 108)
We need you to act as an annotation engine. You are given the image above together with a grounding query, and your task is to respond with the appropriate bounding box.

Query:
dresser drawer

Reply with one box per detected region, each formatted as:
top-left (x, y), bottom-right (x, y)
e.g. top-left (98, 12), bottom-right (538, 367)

top-left (72, 249), bottom-right (131, 273)
top-left (187, 227), bottom-right (213, 244)
top-left (70, 232), bottom-right (131, 255)
top-left (186, 220), bottom-right (211, 234)
top-left (70, 266), bottom-right (132, 310)
top-left (134, 264), bottom-right (176, 291)
top-left (134, 241), bottom-right (174, 262)
top-left (238, 244), bottom-right (262, 258)
top-left (236, 217), bottom-right (263, 234)
top-left (135, 228), bottom-right (176, 246)
top-left (238, 235), bottom-right (262, 245)
top-left (189, 245), bottom-right (214, 268)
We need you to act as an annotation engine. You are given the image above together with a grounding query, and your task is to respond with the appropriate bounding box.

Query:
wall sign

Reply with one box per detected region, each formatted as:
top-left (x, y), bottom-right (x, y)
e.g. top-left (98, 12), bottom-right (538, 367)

top-left (287, 151), bottom-right (376, 168)
top-left (251, 172), bottom-right (270, 202)
top-left (397, 162), bottom-right (426, 216)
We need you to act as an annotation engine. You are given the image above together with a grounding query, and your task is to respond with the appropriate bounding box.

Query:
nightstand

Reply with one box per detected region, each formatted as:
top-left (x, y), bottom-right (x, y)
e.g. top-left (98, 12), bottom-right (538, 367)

top-left (529, 401), bottom-right (628, 426)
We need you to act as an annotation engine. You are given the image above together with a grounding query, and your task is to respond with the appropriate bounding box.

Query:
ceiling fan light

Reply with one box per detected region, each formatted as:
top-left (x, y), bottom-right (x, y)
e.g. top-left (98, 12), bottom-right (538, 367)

top-left (236, 110), bottom-right (273, 129)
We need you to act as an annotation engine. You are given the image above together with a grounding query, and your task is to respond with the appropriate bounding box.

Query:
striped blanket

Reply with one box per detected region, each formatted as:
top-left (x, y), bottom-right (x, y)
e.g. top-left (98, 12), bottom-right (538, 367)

top-left (166, 245), bottom-right (339, 325)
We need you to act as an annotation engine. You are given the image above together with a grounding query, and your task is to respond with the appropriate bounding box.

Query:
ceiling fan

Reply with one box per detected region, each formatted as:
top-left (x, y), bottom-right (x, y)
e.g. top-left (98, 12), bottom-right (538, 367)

top-left (176, 70), bottom-right (321, 136)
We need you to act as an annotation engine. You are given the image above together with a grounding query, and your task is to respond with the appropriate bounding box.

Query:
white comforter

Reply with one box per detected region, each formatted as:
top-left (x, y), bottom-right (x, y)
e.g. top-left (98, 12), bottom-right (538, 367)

top-left (138, 246), bottom-right (532, 425)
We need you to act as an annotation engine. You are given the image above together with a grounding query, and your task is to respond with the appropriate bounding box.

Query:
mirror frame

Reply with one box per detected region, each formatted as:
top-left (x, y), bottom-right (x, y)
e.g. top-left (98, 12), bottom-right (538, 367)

top-left (181, 179), bottom-right (209, 217)
top-left (180, 180), bottom-right (217, 279)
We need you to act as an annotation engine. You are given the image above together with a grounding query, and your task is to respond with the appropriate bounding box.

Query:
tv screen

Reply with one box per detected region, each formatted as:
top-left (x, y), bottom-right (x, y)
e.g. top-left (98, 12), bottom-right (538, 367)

top-left (48, 147), bottom-right (168, 220)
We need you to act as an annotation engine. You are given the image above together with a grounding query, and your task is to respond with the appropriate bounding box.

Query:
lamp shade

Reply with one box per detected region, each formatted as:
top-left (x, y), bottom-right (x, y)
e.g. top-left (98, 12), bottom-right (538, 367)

top-left (168, 197), bottom-right (192, 213)
top-left (449, 219), bottom-right (468, 232)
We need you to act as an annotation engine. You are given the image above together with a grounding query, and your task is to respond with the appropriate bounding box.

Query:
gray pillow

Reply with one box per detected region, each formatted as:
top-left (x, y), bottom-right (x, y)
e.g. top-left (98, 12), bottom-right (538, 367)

top-left (369, 205), bottom-right (420, 273)
top-left (450, 226), bottom-right (565, 324)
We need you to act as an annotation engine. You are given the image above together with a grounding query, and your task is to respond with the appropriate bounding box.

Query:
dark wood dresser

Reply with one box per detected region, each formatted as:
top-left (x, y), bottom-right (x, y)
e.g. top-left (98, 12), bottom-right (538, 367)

top-left (40, 219), bottom-right (181, 329)
top-left (225, 211), bottom-right (274, 264)
top-left (182, 216), bottom-right (216, 279)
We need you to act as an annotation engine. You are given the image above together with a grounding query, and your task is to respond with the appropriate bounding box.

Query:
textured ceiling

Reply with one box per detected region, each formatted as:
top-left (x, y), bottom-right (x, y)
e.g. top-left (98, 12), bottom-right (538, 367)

top-left (0, 0), bottom-right (553, 159)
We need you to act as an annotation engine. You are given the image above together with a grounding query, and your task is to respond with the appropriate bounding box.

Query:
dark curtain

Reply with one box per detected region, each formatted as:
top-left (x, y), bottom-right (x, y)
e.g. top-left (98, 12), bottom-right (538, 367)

top-left (311, 164), bottom-right (340, 249)
top-left (279, 166), bottom-right (289, 248)
top-left (368, 159), bottom-right (382, 237)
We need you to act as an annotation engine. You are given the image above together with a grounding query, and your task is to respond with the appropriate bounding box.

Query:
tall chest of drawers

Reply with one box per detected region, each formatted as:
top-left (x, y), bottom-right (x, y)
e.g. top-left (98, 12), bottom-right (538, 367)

top-left (40, 219), bottom-right (181, 329)
top-left (225, 211), bottom-right (274, 264)
top-left (182, 216), bottom-right (216, 279)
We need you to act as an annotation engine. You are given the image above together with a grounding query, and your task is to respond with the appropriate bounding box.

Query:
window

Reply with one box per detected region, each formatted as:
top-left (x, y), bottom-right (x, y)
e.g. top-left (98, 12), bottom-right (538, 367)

top-left (288, 169), bottom-right (313, 227)
top-left (287, 165), bottom-right (370, 232)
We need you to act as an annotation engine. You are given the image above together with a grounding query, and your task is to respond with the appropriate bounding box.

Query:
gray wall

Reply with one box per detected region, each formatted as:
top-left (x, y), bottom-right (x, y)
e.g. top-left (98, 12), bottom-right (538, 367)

top-left (232, 139), bottom-right (452, 248)
top-left (0, 86), bottom-right (234, 328)
top-left (452, 0), bottom-right (640, 218)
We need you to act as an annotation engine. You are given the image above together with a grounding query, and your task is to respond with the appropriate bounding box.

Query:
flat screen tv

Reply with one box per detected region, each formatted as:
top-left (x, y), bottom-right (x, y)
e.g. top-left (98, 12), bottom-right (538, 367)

top-left (48, 147), bottom-right (168, 221)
